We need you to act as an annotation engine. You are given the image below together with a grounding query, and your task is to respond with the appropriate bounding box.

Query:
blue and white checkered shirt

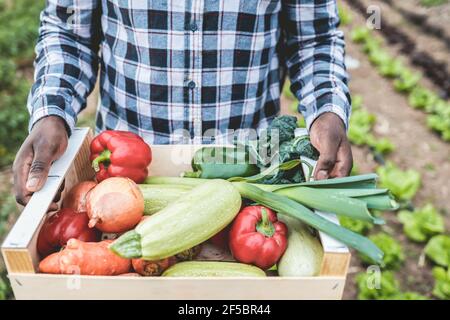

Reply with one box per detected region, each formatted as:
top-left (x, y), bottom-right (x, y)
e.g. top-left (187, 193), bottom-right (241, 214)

top-left (28, 0), bottom-right (350, 144)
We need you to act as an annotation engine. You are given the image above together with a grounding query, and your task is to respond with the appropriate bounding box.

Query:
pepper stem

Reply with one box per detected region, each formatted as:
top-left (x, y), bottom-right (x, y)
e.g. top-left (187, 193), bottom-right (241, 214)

top-left (256, 208), bottom-right (275, 237)
top-left (92, 149), bottom-right (112, 172)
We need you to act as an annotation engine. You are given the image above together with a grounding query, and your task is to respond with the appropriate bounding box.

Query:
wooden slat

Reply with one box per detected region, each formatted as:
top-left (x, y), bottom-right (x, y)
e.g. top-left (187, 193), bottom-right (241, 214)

top-left (319, 252), bottom-right (351, 277)
top-left (1, 249), bottom-right (35, 274)
top-left (1, 128), bottom-right (93, 273)
top-left (9, 273), bottom-right (346, 300)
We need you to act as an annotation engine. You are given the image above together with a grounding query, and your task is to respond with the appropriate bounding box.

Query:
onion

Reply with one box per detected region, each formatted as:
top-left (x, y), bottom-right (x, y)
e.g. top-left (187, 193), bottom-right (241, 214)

top-left (63, 181), bottom-right (97, 212)
top-left (86, 177), bottom-right (144, 233)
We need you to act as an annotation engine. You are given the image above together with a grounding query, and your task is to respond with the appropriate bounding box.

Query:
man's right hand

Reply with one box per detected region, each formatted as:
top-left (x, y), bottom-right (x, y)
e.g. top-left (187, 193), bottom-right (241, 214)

top-left (13, 116), bottom-right (68, 209)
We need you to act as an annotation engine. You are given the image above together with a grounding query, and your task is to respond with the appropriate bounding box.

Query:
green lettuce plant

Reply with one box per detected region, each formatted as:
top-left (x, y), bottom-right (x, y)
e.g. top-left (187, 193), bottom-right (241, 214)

top-left (398, 204), bottom-right (445, 242)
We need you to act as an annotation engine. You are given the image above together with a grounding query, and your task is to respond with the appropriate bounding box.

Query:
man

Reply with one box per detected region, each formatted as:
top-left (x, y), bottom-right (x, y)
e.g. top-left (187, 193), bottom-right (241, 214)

top-left (14, 0), bottom-right (352, 207)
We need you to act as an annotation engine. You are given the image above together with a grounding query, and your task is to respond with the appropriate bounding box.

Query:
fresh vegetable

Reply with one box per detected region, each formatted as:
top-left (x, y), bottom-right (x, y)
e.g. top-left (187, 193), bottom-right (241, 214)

top-left (356, 271), bottom-right (399, 300)
top-left (339, 216), bottom-right (373, 235)
top-left (90, 130), bottom-right (152, 183)
top-left (131, 257), bottom-right (176, 276)
top-left (62, 181), bottom-right (97, 212)
top-left (210, 225), bottom-right (231, 250)
top-left (274, 186), bottom-right (384, 224)
top-left (232, 182), bottom-right (384, 264)
top-left (277, 215), bottom-right (323, 277)
top-left (37, 208), bottom-right (101, 257)
top-left (86, 177), bottom-right (144, 233)
top-left (39, 239), bottom-right (131, 275)
top-left (359, 233), bottom-right (404, 269)
top-left (183, 147), bottom-right (259, 179)
top-left (110, 180), bottom-right (241, 260)
top-left (398, 204), bottom-right (445, 242)
top-left (425, 235), bottom-right (450, 267)
top-left (377, 162), bottom-right (421, 201)
top-left (138, 184), bottom-right (191, 215)
top-left (432, 267), bottom-right (450, 299)
top-left (229, 206), bottom-right (288, 269)
top-left (162, 261), bottom-right (266, 277)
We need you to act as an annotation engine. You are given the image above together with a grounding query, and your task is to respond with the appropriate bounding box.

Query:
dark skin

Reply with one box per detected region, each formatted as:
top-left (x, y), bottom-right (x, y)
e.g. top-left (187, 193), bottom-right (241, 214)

top-left (13, 112), bottom-right (352, 207)
top-left (13, 116), bottom-right (68, 210)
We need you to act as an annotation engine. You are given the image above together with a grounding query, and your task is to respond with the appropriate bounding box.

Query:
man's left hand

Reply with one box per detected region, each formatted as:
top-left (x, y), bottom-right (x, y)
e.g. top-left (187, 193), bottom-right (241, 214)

top-left (309, 112), bottom-right (353, 180)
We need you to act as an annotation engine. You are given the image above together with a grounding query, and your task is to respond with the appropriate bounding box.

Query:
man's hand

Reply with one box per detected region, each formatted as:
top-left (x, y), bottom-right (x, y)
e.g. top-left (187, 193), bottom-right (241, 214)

top-left (309, 112), bottom-right (353, 180)
top-left (13, 116), bottom-right (68, 209)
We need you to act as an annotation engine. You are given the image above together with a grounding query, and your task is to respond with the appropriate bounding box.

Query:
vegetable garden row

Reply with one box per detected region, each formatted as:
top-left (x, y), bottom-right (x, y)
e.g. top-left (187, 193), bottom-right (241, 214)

top-left (338, 1), bottom-right (449, 299)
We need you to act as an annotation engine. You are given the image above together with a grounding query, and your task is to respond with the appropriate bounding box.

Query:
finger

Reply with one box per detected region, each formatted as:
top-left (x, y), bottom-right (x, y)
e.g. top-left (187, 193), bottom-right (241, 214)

top-left (330, 141), bottom-right (353, 178)
top-left (26, 142), bottom-right (56, 192)
top-left (13, 144), bottom-right (34, 206)
top-left (314, 138), bottom-right (340, 180)
top-left (48, 202), bottom-right (59, 212)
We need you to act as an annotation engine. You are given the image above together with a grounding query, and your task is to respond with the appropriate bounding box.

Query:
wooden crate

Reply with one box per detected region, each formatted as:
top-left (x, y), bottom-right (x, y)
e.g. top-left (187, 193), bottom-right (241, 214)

top-left (1, 128), bottom-right (350, 300)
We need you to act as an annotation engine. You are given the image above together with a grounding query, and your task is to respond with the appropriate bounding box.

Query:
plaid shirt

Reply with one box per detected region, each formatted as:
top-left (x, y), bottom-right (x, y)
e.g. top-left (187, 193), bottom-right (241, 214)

top-left (28, 0), bottom-right (350, 144)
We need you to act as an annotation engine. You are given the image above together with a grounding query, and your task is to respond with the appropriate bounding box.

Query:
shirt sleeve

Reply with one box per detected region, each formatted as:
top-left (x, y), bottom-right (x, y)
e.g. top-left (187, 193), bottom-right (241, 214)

top-left (27, 0), bottom-right (101, 134)
top-left (282, 0), bottom-right (351, 131)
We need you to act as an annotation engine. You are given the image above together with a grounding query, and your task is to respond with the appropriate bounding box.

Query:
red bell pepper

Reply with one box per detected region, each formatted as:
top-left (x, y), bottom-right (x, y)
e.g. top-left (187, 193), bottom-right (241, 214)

top-left (229, 205), bottom-right (288, 269)
top-left (37, 208), bottom-right (101, 257)
top-left (90, 130), bottom-right (152, 183)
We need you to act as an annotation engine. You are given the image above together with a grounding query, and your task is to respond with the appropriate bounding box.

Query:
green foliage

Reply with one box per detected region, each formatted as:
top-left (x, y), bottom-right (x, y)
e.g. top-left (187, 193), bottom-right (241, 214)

top-left (420, 0), bottom-right (448, 7)
top-left (408, 86), bottom-right (439, 111)
top-left (356, 271), bottom-right (399, 300)
top-left (339, 216), bottom-right (373, 235)
top-left (0, 1), bottom-right (44, 167)
top-left (378, 58), bottom-right (404, 78)
top-left (282, 80), bottom-right (296, 101)
top-left (350, 22), bottom-right (450, 142)
top-left (356, 271), bottom-right (428, 300)
top-left (359, 233), bottom-right (404, 269)
top-left (351, 27), bottom-right (371, 44)
top-left (0, 271), bottom-right (12, 300)
top-left (432, 267), bottom-right (450, 300)
top-left (398, 204), bottom-right (445, 242)
top-left (348, 108), bottom-right (376, 145)
top-left (425, 235), bottom-right (450, 267)
top-left (338, 5), bottom-right (353, 26)
top-left (377, 162), bottom-right (421, 201)
top-left (268, 115), bottom-right (298, 144)
top-left (368, 136), bottom-right (395, 155)
top-left (390, 292), bottom-right (428, 300)
top-left (393, 70), bottom-right (421, 93)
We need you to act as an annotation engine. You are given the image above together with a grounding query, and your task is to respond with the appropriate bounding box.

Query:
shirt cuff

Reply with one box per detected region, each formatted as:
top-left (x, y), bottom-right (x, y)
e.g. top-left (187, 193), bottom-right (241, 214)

top-left (29, 105), bottom-right (76, 136)
top-left (303, 93), bottom-right (351, 132)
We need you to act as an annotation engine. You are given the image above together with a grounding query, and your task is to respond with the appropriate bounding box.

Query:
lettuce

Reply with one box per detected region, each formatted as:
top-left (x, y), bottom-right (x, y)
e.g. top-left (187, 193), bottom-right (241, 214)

top-left (432, 267), bottom-right (450, 300)
top-left (398, 204), bottom-right (445, 242)
top-left (377, 162), bottom-right (421, 201)
top-left (425, 235), bottom-right (450, 267)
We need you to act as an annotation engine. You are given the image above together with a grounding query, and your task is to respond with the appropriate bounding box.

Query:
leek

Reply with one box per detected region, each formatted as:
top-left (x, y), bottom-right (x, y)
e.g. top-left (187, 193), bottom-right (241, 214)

top-left (233, 182), bottom-right (384, 264)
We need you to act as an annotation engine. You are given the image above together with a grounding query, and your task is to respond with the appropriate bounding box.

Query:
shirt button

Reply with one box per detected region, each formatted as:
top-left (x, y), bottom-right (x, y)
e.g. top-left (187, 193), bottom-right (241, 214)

top-left (188, 80), bottom-right (196, 89)
top-left (190, 22), bottom-right (198, 32)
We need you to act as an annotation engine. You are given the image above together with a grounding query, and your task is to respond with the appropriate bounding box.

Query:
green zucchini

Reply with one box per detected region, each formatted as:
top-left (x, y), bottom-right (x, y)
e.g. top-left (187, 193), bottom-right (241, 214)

top-left (138, 184), bottom-right (191, 215)
top-left (110, 180), bottom-right (242, 260)
top-left (162, 261), bottom-right (266, 277)
top-left (277, 215), bottom-right (323, 277)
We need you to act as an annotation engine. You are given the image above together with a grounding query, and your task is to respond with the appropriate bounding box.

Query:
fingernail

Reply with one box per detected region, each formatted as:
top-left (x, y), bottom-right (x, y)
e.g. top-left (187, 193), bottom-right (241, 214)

top-left (26, 177), bottom-right (39, 190)
top-left (317, 170), bottom-right (329, 180)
